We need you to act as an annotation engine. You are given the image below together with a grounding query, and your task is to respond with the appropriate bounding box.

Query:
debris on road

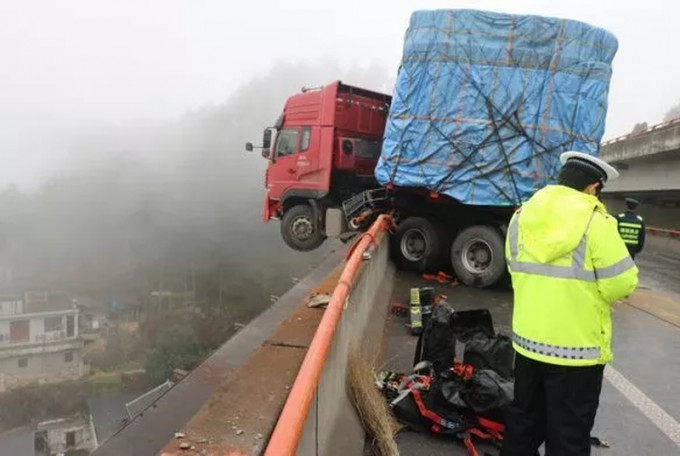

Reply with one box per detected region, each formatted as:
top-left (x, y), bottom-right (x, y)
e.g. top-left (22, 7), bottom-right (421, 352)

top-left (391, 302), bottom-right (409, 317)
top-left (307, 293), bottom-right (332, 308)
top-left (422, 271), bottom-right (459, 285)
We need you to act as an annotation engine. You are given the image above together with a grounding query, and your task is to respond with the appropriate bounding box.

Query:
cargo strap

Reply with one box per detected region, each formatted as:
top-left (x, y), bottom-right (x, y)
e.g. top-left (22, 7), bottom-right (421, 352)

top-left (508, 210), bottom-right (636, 281)
top-left (389, 362), bottom-right (433, 407)
top-left (513, 332), bottom-right (600, 360)
top-left (385, 364), bottom-right (504, 456)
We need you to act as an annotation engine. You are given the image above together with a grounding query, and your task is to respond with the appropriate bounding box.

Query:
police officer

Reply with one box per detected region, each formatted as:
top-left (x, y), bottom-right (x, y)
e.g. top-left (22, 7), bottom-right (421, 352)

top-left (501, 151), bottom-right (639, 456)
top-left (616, 198), bottom-right (645, 259)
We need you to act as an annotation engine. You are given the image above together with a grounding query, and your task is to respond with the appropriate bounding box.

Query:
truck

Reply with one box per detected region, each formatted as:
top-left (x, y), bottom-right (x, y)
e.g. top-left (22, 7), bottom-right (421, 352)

top-left (247, 10), bottom-right (618, 288)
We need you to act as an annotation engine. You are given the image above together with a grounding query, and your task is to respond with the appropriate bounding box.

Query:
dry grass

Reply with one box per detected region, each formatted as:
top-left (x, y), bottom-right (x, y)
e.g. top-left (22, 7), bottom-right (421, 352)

top-left (347, 346), bottom-right (401, 456)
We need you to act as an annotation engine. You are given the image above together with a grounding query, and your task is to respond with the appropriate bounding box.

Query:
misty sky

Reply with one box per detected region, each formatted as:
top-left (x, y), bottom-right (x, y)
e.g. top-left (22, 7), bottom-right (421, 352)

top-left (1, 0), bottom-right (677, 187)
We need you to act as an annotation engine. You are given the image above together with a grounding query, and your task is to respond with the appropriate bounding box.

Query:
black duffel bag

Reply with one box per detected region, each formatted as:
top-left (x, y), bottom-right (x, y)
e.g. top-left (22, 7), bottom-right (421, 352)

top-left (463, 333), bottom-right (514, 380)
top-left (413, 301), bottom-right (455, 375)
top-left (460, 369), bottom-right (514, 413)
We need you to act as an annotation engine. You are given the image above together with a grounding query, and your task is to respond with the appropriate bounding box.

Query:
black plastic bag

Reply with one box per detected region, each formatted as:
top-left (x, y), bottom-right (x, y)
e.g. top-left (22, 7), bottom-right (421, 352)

top-left (413, 301), bottom-right (455, 374)
top-left (463, 333), bottom-right (514, 379)
top-left (427, 369), bottom-right (468, 412)
top-left (451, 309), bottom-right (495, 342)
top-left (389, 376), bottom-right (475, 435)
top-left (461, 369), bottom-right (514, 413)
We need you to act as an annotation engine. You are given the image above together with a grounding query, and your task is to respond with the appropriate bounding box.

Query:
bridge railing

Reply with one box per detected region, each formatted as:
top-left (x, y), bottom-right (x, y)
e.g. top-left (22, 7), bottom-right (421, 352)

top-left (264, 214), bottom-right (393, 456)
top-left (601, 118), bottom-right (680, 147)
top-left (647, 226), bottom-right (680, 239)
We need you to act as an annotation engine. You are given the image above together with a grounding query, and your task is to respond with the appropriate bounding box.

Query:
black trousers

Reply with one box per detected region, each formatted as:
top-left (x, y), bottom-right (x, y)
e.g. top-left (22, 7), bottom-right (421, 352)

top-left (500, 352), bottom-right (604, 456)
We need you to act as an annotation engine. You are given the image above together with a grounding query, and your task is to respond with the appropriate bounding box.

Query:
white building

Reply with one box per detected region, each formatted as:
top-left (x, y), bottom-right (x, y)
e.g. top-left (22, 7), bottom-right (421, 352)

top-left (0, 292), bottom-right (86, 391)
top-left (34, 415), bottom-right (97, 456)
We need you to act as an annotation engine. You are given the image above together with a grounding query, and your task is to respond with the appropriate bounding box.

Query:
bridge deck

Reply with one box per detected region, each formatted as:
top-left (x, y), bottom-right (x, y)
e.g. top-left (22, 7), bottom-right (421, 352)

top-left (379, 252), bottom-right (680, 455)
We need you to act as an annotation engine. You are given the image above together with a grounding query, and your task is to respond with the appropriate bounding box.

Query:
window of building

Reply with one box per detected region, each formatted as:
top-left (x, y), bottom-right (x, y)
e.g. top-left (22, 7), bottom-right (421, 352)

top-left (64, 351), bottom-right (73, 363)
top-left (274, 129), bottom-right (299, 157)
top-left (18, 358), bottom-right (28, 368)
top-left (44, 316), bottom-right (63, 332)
top-left (299, 127), bottom-right (311, 152)
top-left (65, 431), bottom-right (76, 448)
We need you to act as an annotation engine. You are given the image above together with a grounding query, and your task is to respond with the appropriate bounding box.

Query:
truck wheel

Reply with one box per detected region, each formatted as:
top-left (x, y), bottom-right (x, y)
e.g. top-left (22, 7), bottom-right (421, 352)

top-left (281, 205), bottom-right (326, 251)
top-left (390, 217), bottom-right (442, 273)
top-left (450, 225), bottom-right (505, 288)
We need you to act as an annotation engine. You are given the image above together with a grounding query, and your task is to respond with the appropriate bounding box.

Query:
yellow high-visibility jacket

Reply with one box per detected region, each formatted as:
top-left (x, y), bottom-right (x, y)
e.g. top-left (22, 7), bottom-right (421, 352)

top-left (506, 185), bottom-right (639, 366)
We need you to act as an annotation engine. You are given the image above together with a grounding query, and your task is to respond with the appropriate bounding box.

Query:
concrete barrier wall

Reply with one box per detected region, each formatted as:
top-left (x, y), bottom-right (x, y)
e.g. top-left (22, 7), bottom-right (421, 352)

top-left (603, 197), bottom-right (680, 231)
top-left (298, 236), bottom-right (395, 456)
top-left (644, 234), bottom-right (680, 259)
top-left (157, 230), bottom-right (393, 456)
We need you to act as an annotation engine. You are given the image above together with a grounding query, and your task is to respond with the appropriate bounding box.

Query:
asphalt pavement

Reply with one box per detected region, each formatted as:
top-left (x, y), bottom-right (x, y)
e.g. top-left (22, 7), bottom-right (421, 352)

top-left (378, 250), bottom-right (680, 456)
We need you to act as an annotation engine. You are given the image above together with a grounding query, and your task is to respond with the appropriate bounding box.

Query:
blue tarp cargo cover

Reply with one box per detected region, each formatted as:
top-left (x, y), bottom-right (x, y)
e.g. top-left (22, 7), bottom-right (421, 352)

top-left (375, 9), bottom-right (618, 206)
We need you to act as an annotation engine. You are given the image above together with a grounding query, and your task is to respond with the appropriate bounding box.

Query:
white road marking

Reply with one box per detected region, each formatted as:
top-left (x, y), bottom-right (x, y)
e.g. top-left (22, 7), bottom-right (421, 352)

top-left (605, 365), bottom-right (680, 445)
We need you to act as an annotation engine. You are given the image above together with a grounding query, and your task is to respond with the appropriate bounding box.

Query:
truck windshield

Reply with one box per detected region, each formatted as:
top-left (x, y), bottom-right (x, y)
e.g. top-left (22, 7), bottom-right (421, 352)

top-left (275, 129), bottom-right (299, 157)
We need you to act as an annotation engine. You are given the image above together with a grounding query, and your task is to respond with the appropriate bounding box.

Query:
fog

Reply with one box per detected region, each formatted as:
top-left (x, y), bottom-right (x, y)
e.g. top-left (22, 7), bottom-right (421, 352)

top-left (2, 1), bottom-right (679, 187)
top-left (0, 59), bottom-right (393, 441)
top-left (0, 58), bottom-right (392, 331)
top-left (0, 0), bottom-right (678, 449)
top-left (0, 0), bottom-right (400, 187)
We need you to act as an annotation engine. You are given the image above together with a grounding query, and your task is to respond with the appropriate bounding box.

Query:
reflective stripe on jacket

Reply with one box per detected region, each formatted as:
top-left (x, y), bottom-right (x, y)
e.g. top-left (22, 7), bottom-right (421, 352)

top-left (616, 212), bottom-right (645, 250)
top-left (505, 185), bottom-right (639, 366)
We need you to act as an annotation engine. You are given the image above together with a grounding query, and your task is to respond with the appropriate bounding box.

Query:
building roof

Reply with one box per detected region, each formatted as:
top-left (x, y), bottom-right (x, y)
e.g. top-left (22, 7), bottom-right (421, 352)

top-left (24, 291), bottom-right (75, 314)
top-left (72, 295), bottom-right (108, 311)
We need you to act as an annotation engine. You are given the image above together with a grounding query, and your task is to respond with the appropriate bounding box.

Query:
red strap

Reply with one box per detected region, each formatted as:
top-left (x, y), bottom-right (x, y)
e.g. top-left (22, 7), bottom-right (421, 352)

top-left (463, 436), bottom-right (480, 456)
top-left (468, 426), bottom-right (503, 442)
top-left (478, 416), bottom-right (505, 433)
top-left (453, 362), bottom-right (475, 380)
top-left (468, 428), bottom-right (492, 440)
top-left (411, 389), bottom-right (447, 426)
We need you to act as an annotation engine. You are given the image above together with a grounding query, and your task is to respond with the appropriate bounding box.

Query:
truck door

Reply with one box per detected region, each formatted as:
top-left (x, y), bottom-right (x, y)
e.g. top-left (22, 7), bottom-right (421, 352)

top-left (268, 128), bottom-right (300, 195)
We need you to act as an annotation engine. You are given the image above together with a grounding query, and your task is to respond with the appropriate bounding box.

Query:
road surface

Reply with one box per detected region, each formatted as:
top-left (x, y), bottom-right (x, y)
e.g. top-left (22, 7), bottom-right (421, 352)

top-left (379, 251), bottom-right (680, 455)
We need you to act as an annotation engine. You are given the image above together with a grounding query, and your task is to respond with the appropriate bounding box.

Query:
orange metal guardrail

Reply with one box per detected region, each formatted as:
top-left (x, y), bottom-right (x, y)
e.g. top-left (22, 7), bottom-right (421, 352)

top-left (647, 226), bottom-right (680, 238)
top-left (264, 214), bottom-right (392, 456)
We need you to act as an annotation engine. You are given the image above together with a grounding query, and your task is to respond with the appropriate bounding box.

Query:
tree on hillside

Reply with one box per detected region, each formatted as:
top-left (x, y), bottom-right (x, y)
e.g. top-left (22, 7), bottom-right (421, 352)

top-left (0, 61), bottom-right (394, 377)
top-left (631, 122), bottom-right (648, 134)
top-left (144, 324), bottom-right (210, 384)
top-left (664, 100), bottom-right (680, 121)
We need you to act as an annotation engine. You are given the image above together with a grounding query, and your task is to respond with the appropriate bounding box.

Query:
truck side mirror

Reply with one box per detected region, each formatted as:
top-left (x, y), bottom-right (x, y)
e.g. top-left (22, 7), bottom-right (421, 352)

top-left (245, 142), bottom-right (254, 152)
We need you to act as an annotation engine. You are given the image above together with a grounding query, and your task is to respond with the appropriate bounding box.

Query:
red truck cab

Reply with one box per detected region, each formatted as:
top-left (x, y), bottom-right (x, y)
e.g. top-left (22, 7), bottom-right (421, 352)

top-left (249, 81), bottom-right (391, 251)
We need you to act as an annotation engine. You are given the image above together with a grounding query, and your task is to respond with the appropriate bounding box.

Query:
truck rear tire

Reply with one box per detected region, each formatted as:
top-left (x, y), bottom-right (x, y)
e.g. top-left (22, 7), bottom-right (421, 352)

top-left (281, 204), bottom-right (326, 251)
top-left (390, 217), bottom-right (442, 273)
top-left (450, 225), bottom-right (505, 288)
